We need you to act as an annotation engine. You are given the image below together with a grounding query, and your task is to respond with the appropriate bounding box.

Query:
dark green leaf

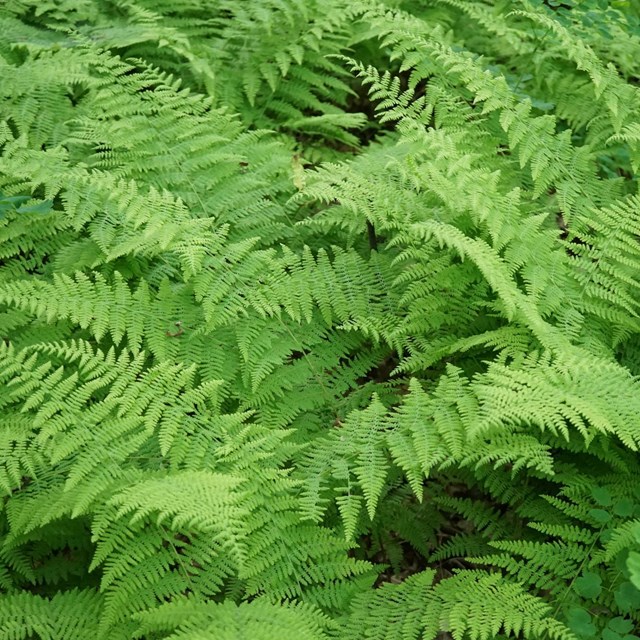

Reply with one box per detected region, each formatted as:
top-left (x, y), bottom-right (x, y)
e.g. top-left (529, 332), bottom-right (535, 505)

top-left (589, 508), bottom-right (612, 524)
top-left (574, 571), bottom-right (602, 599)
top-left (603, 629), bottom-right (622, 640)
top-left (566, 607), bottom-right (596, 638)
top-left (613, 499), bottom-right (634, 517)
top-left (608, 618), bottom-right (634, 635)
top-left (16, 199), bottom-right (53, 215)
top-left (2, 195), bottom-right (30, 204)
top-left (614, 582), bottom-right (640, 612)
top-left (592, 487), bottom-right (613, 507)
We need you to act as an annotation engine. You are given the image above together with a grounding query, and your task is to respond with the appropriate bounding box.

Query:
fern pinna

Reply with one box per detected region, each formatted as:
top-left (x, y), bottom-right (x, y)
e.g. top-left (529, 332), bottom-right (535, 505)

top-left (1, 0), bottom-right (640, 638)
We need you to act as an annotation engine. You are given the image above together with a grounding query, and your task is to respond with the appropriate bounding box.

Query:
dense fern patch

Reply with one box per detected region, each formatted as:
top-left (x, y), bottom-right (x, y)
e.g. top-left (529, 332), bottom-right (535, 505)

top-left (1, 0), bottom-right (640, 638)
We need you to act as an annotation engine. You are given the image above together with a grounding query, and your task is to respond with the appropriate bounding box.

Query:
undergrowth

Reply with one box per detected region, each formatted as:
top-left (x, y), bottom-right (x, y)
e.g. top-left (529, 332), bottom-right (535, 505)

top-left (1, 1), bottom-right (640, 638)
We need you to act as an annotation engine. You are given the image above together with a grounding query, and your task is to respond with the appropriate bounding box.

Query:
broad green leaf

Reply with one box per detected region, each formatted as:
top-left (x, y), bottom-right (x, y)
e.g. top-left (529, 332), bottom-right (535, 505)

top-left (16, 199), bottom-right (53, 215)
top-left (591, 486), bottom-right (613, 506)
top-left (566, 607), bottom-right (596, 638)
top-left (627, 551), bottom-right (640, 590)
top-left (613, 499), bottom-right (635, 517)
top-left (589, 508), bottom-right (612, 524)
top-left (615, 582), bottom-right (640, 612)
top-left (574, 571), bottom-right (602, 599)
top-left (608, 618), bottom-right (634, 635)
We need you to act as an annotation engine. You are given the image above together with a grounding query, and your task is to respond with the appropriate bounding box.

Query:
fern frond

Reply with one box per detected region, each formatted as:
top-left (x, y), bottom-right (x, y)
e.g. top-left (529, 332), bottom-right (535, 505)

top-left (0, 590), bottom-right (102, 640)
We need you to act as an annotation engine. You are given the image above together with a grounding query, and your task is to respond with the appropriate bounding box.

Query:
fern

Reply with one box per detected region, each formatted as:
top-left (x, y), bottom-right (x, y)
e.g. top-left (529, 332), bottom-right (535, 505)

top-left (2, 0), bottom-right (640, 638)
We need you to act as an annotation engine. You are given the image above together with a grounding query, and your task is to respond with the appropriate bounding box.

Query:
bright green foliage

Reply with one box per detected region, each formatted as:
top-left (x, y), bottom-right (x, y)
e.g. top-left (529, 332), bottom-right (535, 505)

top-left (1, 0), bottom-right (640, 638)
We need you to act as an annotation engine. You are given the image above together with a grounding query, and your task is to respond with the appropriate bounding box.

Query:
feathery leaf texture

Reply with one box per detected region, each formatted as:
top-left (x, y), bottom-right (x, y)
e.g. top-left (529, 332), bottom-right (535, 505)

top-left (1, 0), bottom-right (640, 638)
